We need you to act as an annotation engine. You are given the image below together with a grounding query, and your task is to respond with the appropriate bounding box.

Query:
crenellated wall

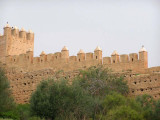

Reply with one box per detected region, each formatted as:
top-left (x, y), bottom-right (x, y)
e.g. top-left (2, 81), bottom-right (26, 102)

top-left (5, 47), bottom-right (148, 74)
top-left (0, 25), bottom-right (34, 64)
top-left (1, 24), bottom-right (160, 104)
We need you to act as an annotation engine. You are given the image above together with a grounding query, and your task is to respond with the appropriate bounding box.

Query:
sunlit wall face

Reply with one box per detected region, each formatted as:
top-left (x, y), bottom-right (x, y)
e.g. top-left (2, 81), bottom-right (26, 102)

top-left (0, 0), bottom-right (159, 67)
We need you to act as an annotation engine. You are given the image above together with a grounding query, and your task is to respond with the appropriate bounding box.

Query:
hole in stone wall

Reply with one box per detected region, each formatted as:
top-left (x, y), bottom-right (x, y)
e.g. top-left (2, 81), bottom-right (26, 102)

top-left (130, 75), bottom-right (132, 77)
top-left (150, 80), bottom-right (152, 82)
top-left (56, 56), bottom-right (57, 59)
top-left (24, 83), bottom-right (26, 85)
top-left (134, 82), bottom-right (137, 84)
top-left (79, 59), bottom-right (80, 62)
top-left (132, 90), bottom-right (134, 93)
top-left (155, 79), bottom-right (157, 81)
top-left (144, 80), bottom-right (147, 82)
top-left (150, 88), bottom-right (152, 90)
top-left (96, 56), bottom-right (97, 59)
top-left (113, 60), bottom-right (115, 63)
top-left (140, 88), bottom-right (144, 91)
top-left (132, 58), bottom-right (133, 62)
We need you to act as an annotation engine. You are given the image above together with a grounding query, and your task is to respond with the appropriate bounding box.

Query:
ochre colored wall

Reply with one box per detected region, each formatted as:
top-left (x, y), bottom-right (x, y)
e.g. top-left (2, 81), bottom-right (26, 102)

top-left (1, 25), bottom-right (160, 104)
top-left (0, 26), bottom-right (34, 64)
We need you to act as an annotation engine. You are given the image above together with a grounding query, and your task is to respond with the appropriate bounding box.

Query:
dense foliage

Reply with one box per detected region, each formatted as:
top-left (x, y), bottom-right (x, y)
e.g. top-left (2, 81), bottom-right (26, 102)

top-left (30, 79), bottom-right (94, 120)
top-left (1, 66), bottom-right (160, 120)
top-left (0, 67), bottom-right (15, 113)
top-left (74, 66), bottom-right (129, 96)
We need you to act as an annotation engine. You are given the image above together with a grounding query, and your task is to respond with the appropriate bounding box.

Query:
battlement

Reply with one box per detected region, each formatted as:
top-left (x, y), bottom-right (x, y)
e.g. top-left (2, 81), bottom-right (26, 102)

top-left (5, 45), bottom-right (148, 73)
top-left (2, 24), bottom-right (34, 40)
top-left (2, 24), bottom-right (159, 104)
top-left (0, 24), bottom-right (34, 63)
top-left (0, 24), bottom-right (148, 73)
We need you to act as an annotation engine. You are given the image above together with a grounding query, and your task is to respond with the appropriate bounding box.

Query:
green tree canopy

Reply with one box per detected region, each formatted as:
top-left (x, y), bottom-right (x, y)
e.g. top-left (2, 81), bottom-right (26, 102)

top-left (74, 66), bottom-right (129, 96)
top-left (30, 79), bottom-right (94, 120)
top-left (0, 67), bottom-right (15, 113)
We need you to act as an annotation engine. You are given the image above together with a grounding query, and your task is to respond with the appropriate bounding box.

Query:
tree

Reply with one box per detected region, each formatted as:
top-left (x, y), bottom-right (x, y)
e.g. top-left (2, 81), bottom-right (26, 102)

top-left (96, 92), bottom-right (144, 120)
top-left (136, 94), bottom-right (156, 120)
top-left (74, 66), bottom-right (129, 96)
top-left (106, 105), bottom-right (144, 120)
top-left (0, 67), bottom-right (15, 113)
top-left (154, 99), bottom-right (160, 120)
top-left (30, 79), bottom-right (94, 120)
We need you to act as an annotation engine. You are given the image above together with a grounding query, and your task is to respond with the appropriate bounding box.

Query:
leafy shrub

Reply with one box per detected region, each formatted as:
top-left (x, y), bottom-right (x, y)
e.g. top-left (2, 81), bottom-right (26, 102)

top-left (0, 67), bottom-right (15, 113)
top-left (30, 79), bottom-right (94, 120)
top-left (74, 66), bottom-right (129, 96)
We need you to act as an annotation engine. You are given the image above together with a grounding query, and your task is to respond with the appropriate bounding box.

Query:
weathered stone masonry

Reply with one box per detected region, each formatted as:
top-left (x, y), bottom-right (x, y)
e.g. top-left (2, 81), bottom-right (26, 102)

top-left (0, 24), bottom-right (160, 103)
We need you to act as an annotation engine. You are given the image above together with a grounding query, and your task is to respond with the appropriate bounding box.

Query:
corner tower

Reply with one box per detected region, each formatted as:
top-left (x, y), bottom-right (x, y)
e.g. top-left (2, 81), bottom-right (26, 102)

top-left (0, 24), bottom-right (34, 63)
top-left (0, 24), bottom-right (11, 63)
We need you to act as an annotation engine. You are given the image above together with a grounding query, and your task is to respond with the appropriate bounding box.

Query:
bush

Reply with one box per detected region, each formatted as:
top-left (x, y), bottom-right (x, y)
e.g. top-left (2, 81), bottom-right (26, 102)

top-left (30, 79), bottom-right (94, 120)
top-left (96, 92), bottom-right (144, 120)
top-left (0, 67), bottom-right (15, 119)
top-left (0, 67), bottom-right (15, 112)
top-left (106, 105), bottom-right (144, 120)
top-left (74, 66), bottom-right (129, 96)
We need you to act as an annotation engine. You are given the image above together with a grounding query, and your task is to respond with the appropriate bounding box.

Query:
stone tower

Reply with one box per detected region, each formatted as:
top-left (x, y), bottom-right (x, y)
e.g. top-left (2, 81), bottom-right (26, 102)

top-left (61, 46), bottom-right (69, 62)
top-left (139, 46), bottom-right (148, 69)
top-left (94, 46), bottom-right (102, 64)
top-left (77, 49), bottom-right (85, 62)
top-left (111, 50), bottom-right (120, 63)
top-left (0, 24), bottom-right (34, 63)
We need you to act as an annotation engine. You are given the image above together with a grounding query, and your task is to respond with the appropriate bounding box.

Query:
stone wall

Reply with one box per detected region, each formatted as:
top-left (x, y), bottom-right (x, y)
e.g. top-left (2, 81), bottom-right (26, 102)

top-left (0, 25), bottom-right (34, 64)
top-left (6, 66), bottom-right (160, 104)
top-left (1, 24), bottom-right (159, 104)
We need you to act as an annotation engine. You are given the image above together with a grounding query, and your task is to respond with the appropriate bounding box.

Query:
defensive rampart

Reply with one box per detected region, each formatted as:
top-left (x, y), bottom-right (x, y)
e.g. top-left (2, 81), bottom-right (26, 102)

top-left (0, 24), bottom-right (159, 103)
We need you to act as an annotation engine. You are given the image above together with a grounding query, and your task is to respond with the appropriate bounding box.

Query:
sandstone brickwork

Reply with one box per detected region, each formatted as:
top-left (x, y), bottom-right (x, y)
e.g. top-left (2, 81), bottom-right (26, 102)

top-left (0, 24), bottom-right (160, 103)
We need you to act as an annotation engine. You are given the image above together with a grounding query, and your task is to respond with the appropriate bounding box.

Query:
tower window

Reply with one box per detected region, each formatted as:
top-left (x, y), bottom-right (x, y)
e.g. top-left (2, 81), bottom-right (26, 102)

top-left (113, 60), bottom-right (115, 63)
top-left (132, 58), bottom-right (133, 62)
top-left (96, 56), bottom-right (97, 59)
top-left (79, 59), bottom-right (80, 62)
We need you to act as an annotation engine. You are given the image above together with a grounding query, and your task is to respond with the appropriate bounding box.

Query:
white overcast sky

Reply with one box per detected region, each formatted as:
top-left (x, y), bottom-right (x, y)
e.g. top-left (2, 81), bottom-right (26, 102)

top-left (0, 0), bottom-right (160, 67)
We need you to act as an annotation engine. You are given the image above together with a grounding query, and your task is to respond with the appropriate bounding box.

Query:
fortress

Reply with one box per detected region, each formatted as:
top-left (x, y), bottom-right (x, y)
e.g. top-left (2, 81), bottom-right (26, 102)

top-left (0, 24), bottom-right (160, 103)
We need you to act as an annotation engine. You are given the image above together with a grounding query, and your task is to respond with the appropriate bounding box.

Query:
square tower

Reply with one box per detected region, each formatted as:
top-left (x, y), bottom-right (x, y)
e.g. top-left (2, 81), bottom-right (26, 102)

top-left (0, 24), bottom-right (34, 63)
